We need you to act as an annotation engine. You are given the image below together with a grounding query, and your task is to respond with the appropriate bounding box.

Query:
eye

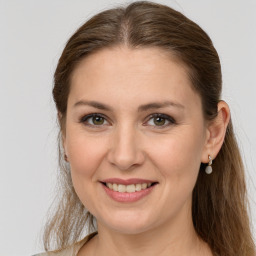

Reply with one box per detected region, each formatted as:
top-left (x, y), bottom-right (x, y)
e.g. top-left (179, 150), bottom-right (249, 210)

top-left (80, 113), bottom-right (109, 127)
top-left (145, 114), bottom-right (176, 128)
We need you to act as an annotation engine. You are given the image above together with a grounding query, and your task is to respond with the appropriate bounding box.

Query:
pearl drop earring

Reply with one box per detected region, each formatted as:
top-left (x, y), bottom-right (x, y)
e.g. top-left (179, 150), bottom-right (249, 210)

top-left (205, 155), bottom-right (213, 174)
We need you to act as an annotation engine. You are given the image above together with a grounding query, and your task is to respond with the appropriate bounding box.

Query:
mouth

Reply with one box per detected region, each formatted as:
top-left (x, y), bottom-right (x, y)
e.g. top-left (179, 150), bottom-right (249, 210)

top-left (101, 182), bottom-right (158, 193)
top-left (100, 178), bottom-right (158, 202)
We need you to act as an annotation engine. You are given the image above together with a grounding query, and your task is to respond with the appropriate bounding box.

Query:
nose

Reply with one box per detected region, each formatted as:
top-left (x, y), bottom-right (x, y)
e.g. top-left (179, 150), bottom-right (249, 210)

top-left (107, 123), bottom-right (145, 171)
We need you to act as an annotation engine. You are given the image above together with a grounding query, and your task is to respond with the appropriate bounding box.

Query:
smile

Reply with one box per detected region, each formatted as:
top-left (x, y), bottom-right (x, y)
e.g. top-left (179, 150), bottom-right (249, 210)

top-left (101, 178), bottom-right (158, 202)
top-left (105, 183), bottom-right (153, 193)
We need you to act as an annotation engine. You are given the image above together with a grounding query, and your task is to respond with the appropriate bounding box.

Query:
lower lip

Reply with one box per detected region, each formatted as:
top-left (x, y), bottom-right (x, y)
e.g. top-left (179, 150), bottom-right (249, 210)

top-left (102, 184), bottom-right (156, 203)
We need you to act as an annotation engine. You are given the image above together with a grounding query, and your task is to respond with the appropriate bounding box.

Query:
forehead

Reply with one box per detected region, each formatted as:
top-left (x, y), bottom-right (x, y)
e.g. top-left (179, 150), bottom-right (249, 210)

top-left (69, 46), bottom-right (201, 112)
top-left (72, 46), bottom-right (185, 81)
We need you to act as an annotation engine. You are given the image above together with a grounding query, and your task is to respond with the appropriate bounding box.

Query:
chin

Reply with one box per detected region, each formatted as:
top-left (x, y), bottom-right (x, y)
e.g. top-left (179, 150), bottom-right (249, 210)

top-left (97, 210), bottom-right (156, 235)
top-left (106, 222), bottom-right (152, 235)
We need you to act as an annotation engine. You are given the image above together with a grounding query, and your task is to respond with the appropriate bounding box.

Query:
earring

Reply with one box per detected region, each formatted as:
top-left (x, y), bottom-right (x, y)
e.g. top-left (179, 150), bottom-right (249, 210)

top-left (205, 155), bottom-right (213, 174)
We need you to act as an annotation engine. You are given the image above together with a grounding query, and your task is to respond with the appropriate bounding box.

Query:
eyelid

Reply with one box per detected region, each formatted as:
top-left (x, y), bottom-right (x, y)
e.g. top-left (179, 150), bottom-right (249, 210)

top-left (144, 113), bottom-right (176, 128)
top-left (80, 113), bottom-right (110, 127)
top-left (80, 113), bottom-right (176, 128)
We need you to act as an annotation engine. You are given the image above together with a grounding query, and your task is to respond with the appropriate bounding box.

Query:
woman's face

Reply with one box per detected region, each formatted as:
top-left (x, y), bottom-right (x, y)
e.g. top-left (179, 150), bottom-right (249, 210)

top-left (64, 47), bottom-right (209, 234)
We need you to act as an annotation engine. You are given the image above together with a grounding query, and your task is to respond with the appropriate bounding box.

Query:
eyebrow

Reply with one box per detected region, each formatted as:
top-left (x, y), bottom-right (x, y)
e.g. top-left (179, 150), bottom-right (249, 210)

top-left (73, 100), bottom-right (184, 112)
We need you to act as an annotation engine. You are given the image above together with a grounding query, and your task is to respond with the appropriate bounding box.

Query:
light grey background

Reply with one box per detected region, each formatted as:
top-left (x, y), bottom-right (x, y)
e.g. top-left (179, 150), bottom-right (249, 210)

top-left (1, 0), bottom-right (255, 255)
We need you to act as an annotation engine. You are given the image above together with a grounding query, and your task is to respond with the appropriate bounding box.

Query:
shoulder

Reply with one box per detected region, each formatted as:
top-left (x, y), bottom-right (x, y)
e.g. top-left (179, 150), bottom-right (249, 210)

top-left (33, 232), bottom-right (97, 256)
top-left (32, 247), bottom-right (73, 256)
top-left (32, 246), bottom-right (76, 256)
top-left (32, 248), bottom-right (73, 256)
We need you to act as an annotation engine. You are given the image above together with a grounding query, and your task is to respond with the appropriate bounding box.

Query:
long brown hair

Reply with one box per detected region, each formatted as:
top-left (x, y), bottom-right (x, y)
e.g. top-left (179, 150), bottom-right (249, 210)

top-left (43, 1), bottom-right (255, 255)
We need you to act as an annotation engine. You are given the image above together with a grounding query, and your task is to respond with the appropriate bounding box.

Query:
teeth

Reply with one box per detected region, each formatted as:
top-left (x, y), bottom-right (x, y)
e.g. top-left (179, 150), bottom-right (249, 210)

top-left (126, 184), bottom-right (136, 193)
top-left (106, 182), bottom-right (152, 192)
top-left (135, 184), bottom-right (141, 191)
top-left (118, 184), bottom-right (126, 193)
top-left (141, 183), bottom-right (147, 189)
top-left (113, 183), bottom-right (118, 191)
top-left (107, 183), bottom-right (113, 190)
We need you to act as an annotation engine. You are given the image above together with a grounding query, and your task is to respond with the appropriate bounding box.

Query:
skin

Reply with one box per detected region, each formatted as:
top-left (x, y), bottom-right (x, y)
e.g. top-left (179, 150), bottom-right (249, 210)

top-left (63, 46), bottom-right (230, 256)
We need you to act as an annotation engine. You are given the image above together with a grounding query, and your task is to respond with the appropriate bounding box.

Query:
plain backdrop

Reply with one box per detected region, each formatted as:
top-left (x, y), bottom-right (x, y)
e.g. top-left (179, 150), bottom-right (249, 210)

top-left (1, 0), bottom-right (255, 255)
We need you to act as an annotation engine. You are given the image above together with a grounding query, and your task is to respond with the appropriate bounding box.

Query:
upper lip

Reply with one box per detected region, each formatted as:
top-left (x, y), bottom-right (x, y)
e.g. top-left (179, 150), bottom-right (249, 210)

top-left (101, 178), bottom-right (157, 185)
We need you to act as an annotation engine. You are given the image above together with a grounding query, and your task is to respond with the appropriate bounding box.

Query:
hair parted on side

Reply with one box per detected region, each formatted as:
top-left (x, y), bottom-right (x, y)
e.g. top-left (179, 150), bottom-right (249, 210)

top-left (43, 1), bottom-right (256, 255)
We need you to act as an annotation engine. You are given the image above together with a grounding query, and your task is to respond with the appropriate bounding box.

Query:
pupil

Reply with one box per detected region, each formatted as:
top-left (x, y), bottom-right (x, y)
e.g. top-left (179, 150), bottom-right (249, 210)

top-left (93, 116), bottom-right (103, 125)
top-left (154, 117), bottom-right (165, 126)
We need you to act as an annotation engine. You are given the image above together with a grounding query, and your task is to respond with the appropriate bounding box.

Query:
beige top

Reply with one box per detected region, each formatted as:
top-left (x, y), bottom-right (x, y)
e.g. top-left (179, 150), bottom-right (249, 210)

top-left (34, 233), bottom-right (97, 256)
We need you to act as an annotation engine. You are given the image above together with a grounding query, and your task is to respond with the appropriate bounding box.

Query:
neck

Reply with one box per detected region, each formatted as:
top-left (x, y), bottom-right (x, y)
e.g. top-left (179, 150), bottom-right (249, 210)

top-left (89, 209), bottom-right (211, 256)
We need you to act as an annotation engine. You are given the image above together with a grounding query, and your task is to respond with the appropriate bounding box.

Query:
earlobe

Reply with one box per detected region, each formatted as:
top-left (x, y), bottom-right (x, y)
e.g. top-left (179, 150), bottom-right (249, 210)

top-left (62, 134), bottom-right (69, 162)
top-left (202, 101), bottom-right (230, 163)
top-left (58, 111), bottom-right (68, 161)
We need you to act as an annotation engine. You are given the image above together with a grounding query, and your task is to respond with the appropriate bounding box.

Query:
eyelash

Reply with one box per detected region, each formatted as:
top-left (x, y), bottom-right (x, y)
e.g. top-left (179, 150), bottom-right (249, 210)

top-left (80, 113), bottom-right (176, 129)
top-left (144, 113), bottom-right (176, 128)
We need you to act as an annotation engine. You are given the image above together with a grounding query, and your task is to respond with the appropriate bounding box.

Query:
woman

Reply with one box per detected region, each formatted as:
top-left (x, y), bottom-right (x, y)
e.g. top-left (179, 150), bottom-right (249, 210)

top-left (37, 1), bottom-right (255, 255)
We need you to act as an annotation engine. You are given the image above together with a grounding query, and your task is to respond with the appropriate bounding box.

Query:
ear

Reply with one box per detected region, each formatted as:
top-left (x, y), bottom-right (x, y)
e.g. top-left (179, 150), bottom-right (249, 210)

top-left (201, 101), bottom-right (230, 163)
top-left (62, 131), bottom-right (67, 156)
top-left (58, 111), bottom-right (68, 161)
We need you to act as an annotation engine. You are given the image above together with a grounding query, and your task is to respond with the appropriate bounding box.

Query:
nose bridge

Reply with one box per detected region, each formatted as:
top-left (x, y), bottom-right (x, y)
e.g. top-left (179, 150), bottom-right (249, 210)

top-left (107, 121), bottom-right (144, 170)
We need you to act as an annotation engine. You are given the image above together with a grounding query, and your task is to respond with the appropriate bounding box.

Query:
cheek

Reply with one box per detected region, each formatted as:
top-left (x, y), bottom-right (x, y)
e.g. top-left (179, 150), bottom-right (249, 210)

top-left (146, 130), bottom-right (204, 220)
top-left (149, 129), bottom-right (205, 181)
top-left (66, 133), bottom-right (106, 178)
top-left (66, 134), bottom-right (108, 209)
